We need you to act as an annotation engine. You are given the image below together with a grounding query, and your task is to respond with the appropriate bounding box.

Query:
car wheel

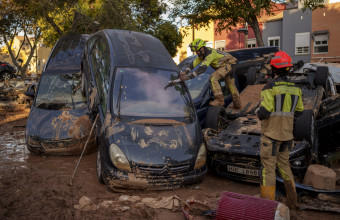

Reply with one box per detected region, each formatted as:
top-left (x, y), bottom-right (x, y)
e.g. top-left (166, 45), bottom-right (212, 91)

top-left (246, 67), bottom-right (257, 85)
top-left (81, 72), bottom-right (87, 96)
top-left (293, 109), bottom-right (317, 146)
top-left (27, 144), bottom-right (42, 154)
top-left (96, 150), bottom-right (105, 184)
top-left (315, 66), bottom-right (330, 95)
top-left (205, 106), bottom-right (227, 130)
top-left (1, 71), bottom-right (13, 80)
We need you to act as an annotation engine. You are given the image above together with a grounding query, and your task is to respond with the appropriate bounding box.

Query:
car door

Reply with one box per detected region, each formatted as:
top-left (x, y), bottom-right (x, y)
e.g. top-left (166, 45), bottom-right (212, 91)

top-left (88, 35), bottom-right (111, 150)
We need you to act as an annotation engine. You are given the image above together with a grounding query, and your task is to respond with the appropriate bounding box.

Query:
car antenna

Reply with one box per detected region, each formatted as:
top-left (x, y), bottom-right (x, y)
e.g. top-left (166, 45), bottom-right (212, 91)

top-left (116, 74), bottom-right (124, 119)
top-left (69, 114), bottom-right (99, 186)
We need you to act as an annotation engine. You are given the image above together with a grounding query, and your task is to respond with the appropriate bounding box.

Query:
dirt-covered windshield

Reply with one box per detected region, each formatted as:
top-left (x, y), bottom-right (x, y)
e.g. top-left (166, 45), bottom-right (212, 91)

top-left (112, 67), bottom-right (194, 118)
top-left (35, 73), bottom-right (86, 110)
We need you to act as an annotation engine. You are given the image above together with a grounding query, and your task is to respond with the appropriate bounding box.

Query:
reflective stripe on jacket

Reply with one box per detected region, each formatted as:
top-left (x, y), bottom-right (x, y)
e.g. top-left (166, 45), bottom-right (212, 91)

top-left (258, 75), bottom-right (304, 141)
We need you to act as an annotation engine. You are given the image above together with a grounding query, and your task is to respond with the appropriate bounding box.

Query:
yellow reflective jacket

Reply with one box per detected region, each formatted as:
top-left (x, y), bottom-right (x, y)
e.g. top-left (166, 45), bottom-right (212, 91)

top-left (187, 47), bottom-right (237, 78)
top-left (258, 75), bottom-right (304, 141)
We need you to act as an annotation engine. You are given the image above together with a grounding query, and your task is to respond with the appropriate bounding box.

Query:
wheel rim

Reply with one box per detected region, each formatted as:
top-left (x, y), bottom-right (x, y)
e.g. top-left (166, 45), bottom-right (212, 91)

top-left (3, 72), bottom-right (11, 80)
top-left (96, 150), bottom-right (102, 179)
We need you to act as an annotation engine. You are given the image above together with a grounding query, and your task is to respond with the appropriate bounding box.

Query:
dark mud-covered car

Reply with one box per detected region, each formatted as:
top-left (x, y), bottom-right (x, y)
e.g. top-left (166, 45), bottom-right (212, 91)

top-left (178, 46), bottom-right (279, 129)
top-left (81, 29), bottom-right (207, 191)
top-left (25, 34), bottom-right (95, 155)
top-left (0, 61), bottom-right (17, 80)
top-left (205, 63), bottom-right (340, 186)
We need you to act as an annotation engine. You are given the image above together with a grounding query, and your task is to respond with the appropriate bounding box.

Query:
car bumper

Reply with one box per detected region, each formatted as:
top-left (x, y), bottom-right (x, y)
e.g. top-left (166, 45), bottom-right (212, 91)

top-left (101, 159), bottom-right (207, 191)
top-left (26, 134), bottom-right (96, 155)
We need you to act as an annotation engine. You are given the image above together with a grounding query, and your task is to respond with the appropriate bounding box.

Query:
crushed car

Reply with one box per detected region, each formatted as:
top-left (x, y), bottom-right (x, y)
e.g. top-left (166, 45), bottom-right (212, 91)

top-left (178, 46), bottom-right (279, 129)
top-left (204, 62), bottom-right (340, 192)
top-left (81, 29), bottom-right (207, 191)
top-left (25, 34), bottom-right (96, 155)
top-left (0, 79), bottom-right (35, 111)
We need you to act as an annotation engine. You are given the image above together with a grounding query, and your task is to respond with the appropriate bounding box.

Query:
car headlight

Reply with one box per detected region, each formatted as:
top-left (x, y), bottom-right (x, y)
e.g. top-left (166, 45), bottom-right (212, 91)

top-left (194, 142), bottom-right (206, 170)
top-left (109, 144), bottom-right (131, 172)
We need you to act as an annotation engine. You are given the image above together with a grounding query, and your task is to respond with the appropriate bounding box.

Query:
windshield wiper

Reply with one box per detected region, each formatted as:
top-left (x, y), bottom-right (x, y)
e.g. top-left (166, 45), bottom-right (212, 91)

top-left (116, 74), bottom-right (124, 119)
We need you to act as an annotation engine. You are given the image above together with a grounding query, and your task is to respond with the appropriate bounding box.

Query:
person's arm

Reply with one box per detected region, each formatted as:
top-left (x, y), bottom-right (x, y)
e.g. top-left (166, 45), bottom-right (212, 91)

top-left (294, 88), bottom-right (304, 117)
top-left (257, 84), bottom-right (274, 120)
top-left (181, 54), bottom-right (215, 81)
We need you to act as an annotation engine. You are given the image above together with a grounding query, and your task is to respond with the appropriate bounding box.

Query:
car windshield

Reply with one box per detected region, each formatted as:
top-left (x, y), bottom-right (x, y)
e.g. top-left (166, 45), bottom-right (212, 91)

top-left (185, 71), bottom-right (211, 100)
top-left (35, 73), bottom-right (86, 110)
top-left (112, 67), bottom-right (193, 118)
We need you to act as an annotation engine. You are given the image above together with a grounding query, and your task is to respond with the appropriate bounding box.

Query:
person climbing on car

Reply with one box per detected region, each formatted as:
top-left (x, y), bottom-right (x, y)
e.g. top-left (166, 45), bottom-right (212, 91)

top-left (256, 51), bottom-right (304, 211)
top-left (179, 38), bottom-right (241, 108)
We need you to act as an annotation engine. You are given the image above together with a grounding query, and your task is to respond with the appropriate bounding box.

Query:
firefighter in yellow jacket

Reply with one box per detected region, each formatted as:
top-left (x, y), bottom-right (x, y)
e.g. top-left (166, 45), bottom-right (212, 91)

top-left (257, 51), bottom-right (304, 210)
top-left (179, 38), bottom-right (241, 108)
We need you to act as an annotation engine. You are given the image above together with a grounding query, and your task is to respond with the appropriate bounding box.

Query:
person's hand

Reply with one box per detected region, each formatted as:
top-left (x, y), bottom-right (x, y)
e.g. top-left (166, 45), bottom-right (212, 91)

top-left (180, 75), bottom-right (189, 81)
top-left (179, 71), bottom-right (186, 77)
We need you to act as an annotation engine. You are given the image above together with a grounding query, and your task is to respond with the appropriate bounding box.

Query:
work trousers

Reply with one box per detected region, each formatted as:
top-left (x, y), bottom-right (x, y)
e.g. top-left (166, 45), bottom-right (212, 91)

top-left (209, 57), bottom-right (240, 108)
top-left (260, 135), bottom-right (294, 186)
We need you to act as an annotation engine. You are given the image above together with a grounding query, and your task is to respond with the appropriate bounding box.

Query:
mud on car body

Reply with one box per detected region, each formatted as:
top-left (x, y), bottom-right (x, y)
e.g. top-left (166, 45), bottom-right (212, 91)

top-left (205, 63), bottom-right (340, 186)
top-left (81, 29), bottom-right (207, 191)
top-left (25, 34), bottom-right (95, 155)
top-left (178, 46), bottom-right (279, 130)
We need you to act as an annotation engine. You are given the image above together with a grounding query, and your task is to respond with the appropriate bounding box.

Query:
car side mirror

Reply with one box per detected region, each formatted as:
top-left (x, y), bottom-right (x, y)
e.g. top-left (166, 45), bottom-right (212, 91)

top-left (24, 90), bottom-right (35, 98)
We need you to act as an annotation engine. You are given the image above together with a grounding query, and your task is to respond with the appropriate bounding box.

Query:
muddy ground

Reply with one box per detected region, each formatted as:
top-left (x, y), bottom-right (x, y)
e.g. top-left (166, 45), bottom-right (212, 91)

top-left (0, 110), bottom-right (339, 220)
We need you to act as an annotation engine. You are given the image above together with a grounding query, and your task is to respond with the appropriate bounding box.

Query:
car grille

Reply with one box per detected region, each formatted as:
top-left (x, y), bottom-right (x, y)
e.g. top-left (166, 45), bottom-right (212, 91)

top-left (41, 139), bottom-right (78, 150)
top-left (136, 164), bottom-right (191, 176)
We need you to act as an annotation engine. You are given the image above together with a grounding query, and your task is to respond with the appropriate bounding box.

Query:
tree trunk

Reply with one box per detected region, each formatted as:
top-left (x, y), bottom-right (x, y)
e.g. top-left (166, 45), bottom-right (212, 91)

top-left (247, 16), bottom-right (264, 47)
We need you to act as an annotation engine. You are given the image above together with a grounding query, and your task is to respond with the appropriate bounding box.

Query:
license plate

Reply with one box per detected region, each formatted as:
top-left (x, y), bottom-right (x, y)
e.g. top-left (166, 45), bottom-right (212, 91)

top-left (227, 165), bottom-right (259, 176)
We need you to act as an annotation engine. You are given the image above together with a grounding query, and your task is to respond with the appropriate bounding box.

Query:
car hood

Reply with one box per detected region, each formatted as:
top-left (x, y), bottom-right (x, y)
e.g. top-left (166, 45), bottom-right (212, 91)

top-left (104, 116), bottom-right (203, 166)
top-left (26, 106), bottom-right (92, 141)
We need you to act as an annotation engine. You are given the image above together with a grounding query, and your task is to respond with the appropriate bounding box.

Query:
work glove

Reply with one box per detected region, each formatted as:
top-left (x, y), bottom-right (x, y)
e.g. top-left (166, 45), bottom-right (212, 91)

top-left (180, 74), bottom-right (190, 81)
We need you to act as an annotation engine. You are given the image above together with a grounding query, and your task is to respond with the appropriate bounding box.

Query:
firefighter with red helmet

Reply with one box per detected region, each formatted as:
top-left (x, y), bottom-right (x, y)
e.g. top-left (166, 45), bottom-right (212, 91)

top-left (257, 51), bottom-right (304, 210)
top-left (179, 38), bottom-right (241, 108)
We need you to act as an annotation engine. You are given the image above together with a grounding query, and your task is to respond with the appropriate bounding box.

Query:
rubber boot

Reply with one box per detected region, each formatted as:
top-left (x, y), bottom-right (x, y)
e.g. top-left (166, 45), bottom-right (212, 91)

top-left (284, 180), bottom-right (297, 210)
top-left (260, 185), bottom-right (276, 200)
top-left (209, 94), bottom-right (224, 106)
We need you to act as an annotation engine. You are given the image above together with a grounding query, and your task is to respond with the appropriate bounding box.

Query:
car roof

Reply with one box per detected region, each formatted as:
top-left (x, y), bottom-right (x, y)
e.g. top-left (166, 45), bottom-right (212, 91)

top-left (101, 29), bottom-right (178, 71)
top-left (44, 34), bottom-right (90, 72)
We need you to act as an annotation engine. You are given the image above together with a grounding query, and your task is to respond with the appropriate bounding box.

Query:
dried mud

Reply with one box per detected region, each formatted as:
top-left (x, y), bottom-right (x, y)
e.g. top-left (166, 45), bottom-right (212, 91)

top-left (0, 110), bottom-right (339, 220)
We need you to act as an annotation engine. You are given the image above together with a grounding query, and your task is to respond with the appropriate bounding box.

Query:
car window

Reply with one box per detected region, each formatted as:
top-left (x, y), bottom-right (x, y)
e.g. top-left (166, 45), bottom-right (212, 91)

top-left (112, 67), bottom-right (193, 118)
top-left (90, 37), bottom-right (110, 114)
top-left (35, 74), bottom-right (86, 110)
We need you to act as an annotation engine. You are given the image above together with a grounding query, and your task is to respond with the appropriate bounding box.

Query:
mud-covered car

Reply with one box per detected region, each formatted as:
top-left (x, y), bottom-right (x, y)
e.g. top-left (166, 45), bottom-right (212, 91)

top-left (205, 62), bottom-right (340, 186)
top-left (81, 29), bottom-right (207, 191)
top-left (178, 46), bottom-right (279, 129)
top-left (0, 61), bottom-right (17, 80)
top-left (25, 34), bottom-right (95, 155)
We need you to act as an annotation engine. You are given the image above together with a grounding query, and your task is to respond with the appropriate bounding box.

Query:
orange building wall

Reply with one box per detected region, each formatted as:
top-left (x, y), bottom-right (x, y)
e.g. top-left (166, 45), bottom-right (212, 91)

top-left (311, 2), bottom-right (340, 63)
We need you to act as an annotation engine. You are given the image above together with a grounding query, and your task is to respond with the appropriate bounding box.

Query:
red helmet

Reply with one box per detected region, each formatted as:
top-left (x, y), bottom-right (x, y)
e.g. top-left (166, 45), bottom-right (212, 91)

top-left (270, 51), bottom-right (293, 69)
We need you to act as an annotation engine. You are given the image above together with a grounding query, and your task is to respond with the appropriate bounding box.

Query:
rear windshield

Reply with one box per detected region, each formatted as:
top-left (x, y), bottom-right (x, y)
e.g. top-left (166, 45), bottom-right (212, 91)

top-left (45, 37), bottom-right (88, 71)
top-left (112, 67), bottom-right (194, 119)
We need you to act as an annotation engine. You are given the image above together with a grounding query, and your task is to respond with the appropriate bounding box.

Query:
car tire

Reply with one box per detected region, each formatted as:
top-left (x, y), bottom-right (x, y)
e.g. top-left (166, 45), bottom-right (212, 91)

top-left (27, 144), bottom-right (42, 154)
top-left (293, 109), bottom-right (317, 146)
top-left (96, 150), bottom-right (105, 184)
top-left (246, 67), bottom-right (257, 85)
top-left (205, 106), bottom-right (227, 130)
top-left (1, 71), bottom-right (14, 80)
top-left (315, 66), bottom-right (330, 95)
top-left (81, 72), bottom-right (86, 96)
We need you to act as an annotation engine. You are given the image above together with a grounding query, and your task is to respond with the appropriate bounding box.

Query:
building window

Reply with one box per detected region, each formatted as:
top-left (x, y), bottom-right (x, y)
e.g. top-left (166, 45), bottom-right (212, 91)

top-left (268, 36), bottom-right (280, 47)
top-left (314, 34), bottom-right (328, 54)
top-left (295, 32), bottom-right (310, 55)
top-left (215, 40), bottom-right (226, 51)
top-left (247, 39), bottom-right (256, 48)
